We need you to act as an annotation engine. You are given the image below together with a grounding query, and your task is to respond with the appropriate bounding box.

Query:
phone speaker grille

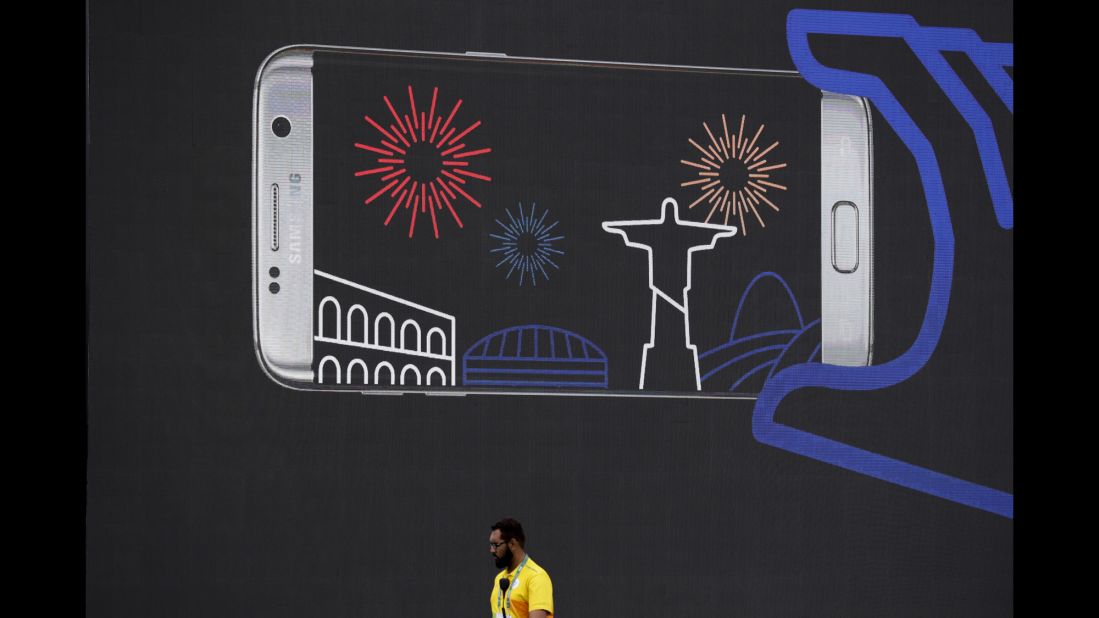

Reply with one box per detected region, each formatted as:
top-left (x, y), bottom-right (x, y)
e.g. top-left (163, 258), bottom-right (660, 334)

top-left (271, 183), bottom-right (280, 251)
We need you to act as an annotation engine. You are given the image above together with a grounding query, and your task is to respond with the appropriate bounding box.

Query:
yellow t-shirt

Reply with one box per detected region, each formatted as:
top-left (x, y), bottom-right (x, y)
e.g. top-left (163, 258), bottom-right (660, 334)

top-left (489, 556), bottom-right (554, 618)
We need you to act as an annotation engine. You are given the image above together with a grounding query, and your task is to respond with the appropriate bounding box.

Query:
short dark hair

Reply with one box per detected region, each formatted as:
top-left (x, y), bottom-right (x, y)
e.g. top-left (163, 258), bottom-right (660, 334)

top-left (491, 518), bottom-right (526, 548)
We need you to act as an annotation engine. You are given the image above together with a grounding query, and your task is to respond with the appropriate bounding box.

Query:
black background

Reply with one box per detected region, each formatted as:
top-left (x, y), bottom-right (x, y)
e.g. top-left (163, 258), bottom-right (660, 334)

top-left (87, 0), bottom-right (1013, 615)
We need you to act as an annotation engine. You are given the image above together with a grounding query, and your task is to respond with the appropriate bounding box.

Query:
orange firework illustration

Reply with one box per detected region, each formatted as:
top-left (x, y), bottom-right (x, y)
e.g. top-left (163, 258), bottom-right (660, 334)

top-left (355, 85), bottom-right (492, 239)
top-left (679, 113), bottom-right (787, 235)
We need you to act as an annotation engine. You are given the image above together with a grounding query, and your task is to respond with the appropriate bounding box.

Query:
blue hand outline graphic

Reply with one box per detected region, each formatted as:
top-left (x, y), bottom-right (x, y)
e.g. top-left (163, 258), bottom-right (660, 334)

top-left (751, 10), bottom-right (1014, 518)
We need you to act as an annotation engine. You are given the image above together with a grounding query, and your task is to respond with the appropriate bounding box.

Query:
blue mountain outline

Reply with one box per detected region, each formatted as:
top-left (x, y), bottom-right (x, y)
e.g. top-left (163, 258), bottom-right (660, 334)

top-left (699, 272), bottom-right (817, 391)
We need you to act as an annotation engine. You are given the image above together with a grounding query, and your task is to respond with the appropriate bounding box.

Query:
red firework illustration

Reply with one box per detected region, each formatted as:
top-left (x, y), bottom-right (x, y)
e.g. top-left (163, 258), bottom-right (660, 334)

top-left (355, 85), bottom-right (492, 239)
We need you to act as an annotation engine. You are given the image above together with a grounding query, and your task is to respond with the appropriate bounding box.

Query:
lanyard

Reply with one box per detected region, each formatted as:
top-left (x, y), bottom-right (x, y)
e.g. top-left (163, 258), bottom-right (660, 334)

top-left (497, 555), bottom-right (530, 616)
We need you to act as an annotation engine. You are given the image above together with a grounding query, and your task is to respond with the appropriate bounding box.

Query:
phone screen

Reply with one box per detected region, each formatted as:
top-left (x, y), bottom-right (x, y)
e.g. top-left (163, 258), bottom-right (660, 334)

top-left (311, 49), bottom-right (822, 396)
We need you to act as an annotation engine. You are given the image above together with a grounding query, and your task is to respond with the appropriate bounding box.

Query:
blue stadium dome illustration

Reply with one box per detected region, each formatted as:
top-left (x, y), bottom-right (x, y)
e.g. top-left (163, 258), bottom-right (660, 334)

top-left (462, 325), bottom-right (609, 388)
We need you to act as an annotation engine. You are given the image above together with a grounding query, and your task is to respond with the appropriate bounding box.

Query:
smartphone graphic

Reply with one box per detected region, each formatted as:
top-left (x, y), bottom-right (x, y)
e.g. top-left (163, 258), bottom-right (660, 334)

top-left (252, 46), bottom-right (872, 397)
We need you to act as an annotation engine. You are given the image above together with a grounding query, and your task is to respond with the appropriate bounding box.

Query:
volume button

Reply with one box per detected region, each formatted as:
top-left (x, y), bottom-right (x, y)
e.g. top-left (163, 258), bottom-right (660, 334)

top-left (464, 51), bottom-right (508, 58)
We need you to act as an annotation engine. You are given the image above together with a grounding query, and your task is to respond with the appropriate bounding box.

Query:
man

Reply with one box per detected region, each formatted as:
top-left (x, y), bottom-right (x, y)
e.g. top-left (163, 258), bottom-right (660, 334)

top-left (488, 518), bottom-right (553, 618)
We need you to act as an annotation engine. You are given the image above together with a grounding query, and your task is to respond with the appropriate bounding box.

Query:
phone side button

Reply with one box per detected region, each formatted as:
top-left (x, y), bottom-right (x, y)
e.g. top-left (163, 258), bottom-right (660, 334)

top-left (426, 391), bottom-right (467, 397)
top-left (831, 201), bottom-right (859, 273)
top-left (464, 51), bottom-right (508, 58)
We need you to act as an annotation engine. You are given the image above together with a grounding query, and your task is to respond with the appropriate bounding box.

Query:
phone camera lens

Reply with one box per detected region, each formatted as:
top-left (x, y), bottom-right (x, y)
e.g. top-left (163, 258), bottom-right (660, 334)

top-left (272, 116), bottom-right (292, 138)
top-left (269, 267), bottom-right (280, 278)
top-left (269, 282), bottom-right (280, 294)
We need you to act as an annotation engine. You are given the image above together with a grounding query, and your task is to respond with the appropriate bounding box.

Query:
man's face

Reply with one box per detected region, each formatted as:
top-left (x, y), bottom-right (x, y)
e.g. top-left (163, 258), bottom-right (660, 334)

top-left (489, 529), bottom-right (513, 570)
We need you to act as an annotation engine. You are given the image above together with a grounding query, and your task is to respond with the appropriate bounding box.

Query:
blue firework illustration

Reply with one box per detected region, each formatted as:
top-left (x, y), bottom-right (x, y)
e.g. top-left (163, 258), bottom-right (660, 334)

top-left (489, 202), bottom-right (565, 286)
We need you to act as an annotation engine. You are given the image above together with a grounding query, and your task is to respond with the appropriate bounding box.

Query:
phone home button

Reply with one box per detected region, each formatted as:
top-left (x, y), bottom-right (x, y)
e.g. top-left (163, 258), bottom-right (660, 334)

top-left (831, 201), bottom-right (859, 273)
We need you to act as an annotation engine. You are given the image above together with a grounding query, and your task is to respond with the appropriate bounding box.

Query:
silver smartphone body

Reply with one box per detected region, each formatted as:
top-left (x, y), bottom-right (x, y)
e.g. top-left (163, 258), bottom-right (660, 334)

top-left (252, 45), bottom-right (872, 396)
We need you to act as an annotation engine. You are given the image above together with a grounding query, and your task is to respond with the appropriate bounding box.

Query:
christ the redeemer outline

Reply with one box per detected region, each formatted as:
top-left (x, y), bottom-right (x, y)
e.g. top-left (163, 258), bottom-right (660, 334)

top-left (603, 197), bottom-right (737, 390)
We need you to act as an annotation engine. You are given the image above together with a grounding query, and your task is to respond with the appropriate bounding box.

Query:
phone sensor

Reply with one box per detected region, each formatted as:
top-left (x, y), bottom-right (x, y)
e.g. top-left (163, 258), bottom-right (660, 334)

top-left (272, 116), bottom-right (292, 138)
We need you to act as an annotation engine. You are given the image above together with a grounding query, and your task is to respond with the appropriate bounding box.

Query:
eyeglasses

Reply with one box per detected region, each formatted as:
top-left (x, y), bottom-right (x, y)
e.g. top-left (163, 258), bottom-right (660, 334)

top-left (490, 541), bottom-right (508, 550)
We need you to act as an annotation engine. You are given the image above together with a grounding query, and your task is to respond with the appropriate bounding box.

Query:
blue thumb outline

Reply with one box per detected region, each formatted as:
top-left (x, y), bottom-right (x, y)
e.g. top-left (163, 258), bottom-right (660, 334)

top-left (751, 10), bottom-right (1014, 518)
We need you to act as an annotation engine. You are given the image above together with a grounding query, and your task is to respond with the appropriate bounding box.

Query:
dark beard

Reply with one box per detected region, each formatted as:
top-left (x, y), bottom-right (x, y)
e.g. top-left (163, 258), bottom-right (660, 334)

top-left (495, 547), bottom-right (513, 570)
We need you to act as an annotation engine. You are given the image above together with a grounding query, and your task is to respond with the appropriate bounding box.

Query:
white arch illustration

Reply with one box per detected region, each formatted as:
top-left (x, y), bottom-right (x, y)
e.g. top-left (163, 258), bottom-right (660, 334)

top-left (318, 355), bottom-right (341, 384)
top-left (374, 361), bottom-right (396, 385)
top-left (346, 359), bottom-right (369, 385)
top-left (374, 313), bottom-right (396, 348)
top-left (347, 305), bottom-right (369, 344)
top-left (426, 367), bottom-right (447, 386)
top-left (426, 327), bottom-right (447, 355)
top-left (312, 271), bottom-right (459, 386)
top-left (318, 296), bottom-right (342, 339)
top-left (400, 319), bottom-right (422, 352)
top-left (400, 364), bottom-right (422, 386)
